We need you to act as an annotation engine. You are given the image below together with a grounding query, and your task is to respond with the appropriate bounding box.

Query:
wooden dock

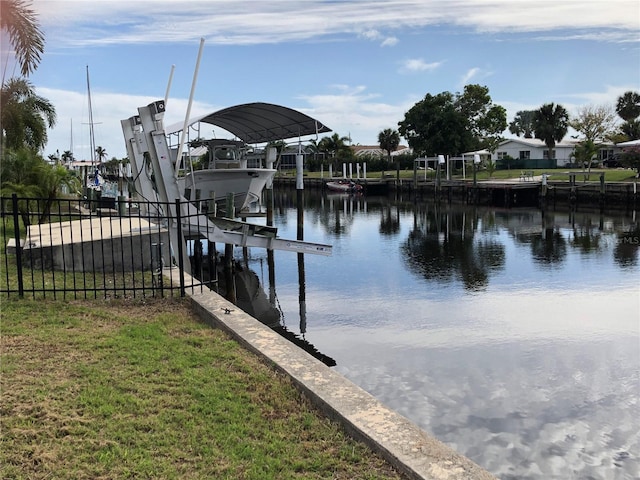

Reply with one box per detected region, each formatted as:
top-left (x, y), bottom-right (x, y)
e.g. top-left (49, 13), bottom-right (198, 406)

top-left (274, 176), bottom-right (639, 208)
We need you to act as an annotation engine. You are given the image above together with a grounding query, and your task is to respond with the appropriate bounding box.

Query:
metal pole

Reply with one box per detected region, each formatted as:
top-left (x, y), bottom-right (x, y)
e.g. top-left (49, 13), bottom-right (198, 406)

top-left (296, 154), bottom-right (304, 241)
top-left (175, 38), bottom-right (205, 174)
top-left (175, 199), bottom-right (185, 297)
top-left (164, 64), bottom-right (175, 106)
top-left (266, 147), bottom-right (276, 227)
top-left (11, 194), bottom-right (24, 297)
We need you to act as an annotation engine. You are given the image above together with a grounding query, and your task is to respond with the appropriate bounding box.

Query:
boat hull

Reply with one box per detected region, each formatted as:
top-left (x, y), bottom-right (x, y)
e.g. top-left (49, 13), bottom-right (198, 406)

top-left (178, 168), bottom-right (276, 210)
top-left (326, 181), bottom-right (363, 193)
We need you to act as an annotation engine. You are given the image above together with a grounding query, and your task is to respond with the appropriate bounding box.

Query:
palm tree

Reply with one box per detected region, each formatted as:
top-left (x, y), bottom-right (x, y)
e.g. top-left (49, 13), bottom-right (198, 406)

top-left (1, 77), bottom-right (56, 151)
top-left (621, 120), bottom-right (640, 140)
top-left (61, 150), bottom-right (74, 164)
top-left (532, 103), bottom-right (569, 161)
top-left (508, 110), bottom-right (536, 138)
top-left (1, 147), bottom-right (78, 225)
top-left (616, 91), bottom-right (640, 141)
top-left (95, 145), bottom-right (108, 163)
top-left (616, 91), bottom-right (640, 122)
top-left (0, 0), bottom-right (45, 78)
top-left (318, 133), bottom-right (350, 171)
top-left (378, 128), bottom-right (400, 179)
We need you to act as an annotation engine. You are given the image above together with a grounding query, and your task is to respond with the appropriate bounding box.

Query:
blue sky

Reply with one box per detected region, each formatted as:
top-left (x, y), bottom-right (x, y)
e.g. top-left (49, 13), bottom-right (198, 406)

top-left (4, 0), bottom-right (640, 160)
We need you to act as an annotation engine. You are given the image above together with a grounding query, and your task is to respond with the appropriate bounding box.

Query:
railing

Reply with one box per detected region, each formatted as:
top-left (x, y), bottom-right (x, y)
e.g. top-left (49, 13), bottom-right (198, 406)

top-left (1, 194), bottom-right (216, 299)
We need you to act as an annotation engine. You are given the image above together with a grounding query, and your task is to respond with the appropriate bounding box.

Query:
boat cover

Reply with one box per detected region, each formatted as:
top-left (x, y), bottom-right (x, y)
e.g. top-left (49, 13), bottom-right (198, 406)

top-left (166, 102), bottom-right (332, 144)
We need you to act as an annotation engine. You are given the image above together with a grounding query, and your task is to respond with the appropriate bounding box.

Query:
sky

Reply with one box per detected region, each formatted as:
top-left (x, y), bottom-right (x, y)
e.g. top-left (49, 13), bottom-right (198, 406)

top-left (3, 0), bottom-right (640, 161)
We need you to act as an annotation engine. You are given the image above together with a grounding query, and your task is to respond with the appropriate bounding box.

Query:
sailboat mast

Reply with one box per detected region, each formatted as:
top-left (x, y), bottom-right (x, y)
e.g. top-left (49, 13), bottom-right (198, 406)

top-left (86, 65), bottom-right (96, 168)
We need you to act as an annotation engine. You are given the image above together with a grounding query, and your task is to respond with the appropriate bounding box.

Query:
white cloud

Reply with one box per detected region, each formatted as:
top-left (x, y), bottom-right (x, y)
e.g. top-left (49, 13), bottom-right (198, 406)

top-left (460, 67), bottom-right (481, 86)
top-left (37, 87), bottom-right (219, 160)
top-left (298, 85), bottom-right (414, 145)
top-left (381, 36), bottom-right (399, 47)
top-left (359, 29), bottom-right (399, 47)
top-left (360, 29), bottom-right (382, 41)
top-left (400, 58), bottom-right (443, 73)
top-left (24, 1), bottom-right (639, 156)
top-left (32, 0), bottom-right (640, 47)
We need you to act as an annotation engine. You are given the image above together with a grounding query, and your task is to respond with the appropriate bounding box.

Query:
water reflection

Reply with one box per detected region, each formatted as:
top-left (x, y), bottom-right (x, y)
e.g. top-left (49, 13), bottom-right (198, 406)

top-left (230, 189), bottom-right (639, 479)
top-left (403, 204), bottom-right (506, 290)
top-left (191, 244), bottom-right (337, 367)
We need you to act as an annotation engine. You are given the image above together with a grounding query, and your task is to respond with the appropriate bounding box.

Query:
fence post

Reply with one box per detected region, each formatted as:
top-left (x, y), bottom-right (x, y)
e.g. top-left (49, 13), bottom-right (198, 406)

top-left (175, 199), bottom-right (185, 297)
top-left (11, 194), bottom-right (24, 298)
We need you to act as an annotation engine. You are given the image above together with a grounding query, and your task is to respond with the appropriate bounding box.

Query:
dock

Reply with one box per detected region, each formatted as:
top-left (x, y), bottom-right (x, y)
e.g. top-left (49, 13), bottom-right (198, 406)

top-left (274, 175), bottom-right (639, 208)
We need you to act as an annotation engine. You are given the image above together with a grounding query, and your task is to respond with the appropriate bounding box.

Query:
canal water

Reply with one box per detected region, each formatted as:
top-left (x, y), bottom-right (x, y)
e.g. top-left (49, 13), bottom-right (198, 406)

top-left (235, 189), bottom-right (639, 480)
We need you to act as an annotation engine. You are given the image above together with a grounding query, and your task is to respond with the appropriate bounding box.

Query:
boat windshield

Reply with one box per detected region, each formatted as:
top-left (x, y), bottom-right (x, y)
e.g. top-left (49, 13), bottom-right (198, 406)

top-left (214, 147), bottom-right (237, 161)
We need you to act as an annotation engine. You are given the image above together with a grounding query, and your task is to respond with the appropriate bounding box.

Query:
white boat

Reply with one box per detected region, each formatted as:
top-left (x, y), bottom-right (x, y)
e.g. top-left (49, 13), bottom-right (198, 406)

top-left (167, 102), bottom-right (332, 213)
top-left (177, 139), bottom-right (276, 211)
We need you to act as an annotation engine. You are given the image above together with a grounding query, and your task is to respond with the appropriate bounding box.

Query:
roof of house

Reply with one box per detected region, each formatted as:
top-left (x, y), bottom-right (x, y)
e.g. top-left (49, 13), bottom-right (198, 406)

top-left (351, 145), bottom-right (410, 156)
top-left (616, 139), bottom-right (640, 147)
top-left (498, 137), bottom-right (579, 149)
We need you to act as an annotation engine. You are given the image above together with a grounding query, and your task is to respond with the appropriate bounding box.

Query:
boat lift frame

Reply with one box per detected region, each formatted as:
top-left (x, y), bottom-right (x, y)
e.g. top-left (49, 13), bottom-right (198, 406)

top-left (121, 100), bottom-right (332, 274)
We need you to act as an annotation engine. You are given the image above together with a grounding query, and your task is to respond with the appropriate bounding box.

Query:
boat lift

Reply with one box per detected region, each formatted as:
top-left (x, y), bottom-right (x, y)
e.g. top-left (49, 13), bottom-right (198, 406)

top-left (121, 100), bottom-right (332, 274)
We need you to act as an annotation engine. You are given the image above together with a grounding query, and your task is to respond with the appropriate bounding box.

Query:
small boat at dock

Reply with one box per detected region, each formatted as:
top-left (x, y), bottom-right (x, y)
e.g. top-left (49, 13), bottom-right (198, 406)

top-left (326, 179), bottom-right (363, 193)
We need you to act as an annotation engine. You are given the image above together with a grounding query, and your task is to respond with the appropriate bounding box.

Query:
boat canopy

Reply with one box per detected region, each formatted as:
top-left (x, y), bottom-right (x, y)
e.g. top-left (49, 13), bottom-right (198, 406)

top-left (166, 102), bottom-right (332, 144)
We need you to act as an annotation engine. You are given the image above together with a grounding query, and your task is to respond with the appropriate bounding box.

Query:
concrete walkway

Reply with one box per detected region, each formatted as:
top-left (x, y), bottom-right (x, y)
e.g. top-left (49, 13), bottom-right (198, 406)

top-left (172, 270), bottom-right (496, 480)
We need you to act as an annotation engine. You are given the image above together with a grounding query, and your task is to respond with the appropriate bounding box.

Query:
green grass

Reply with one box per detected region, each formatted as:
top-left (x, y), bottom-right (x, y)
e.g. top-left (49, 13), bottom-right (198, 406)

top-left (287, 167), bottom-right (638, 182)
top-left (0, 298), bottom-right (406, 480)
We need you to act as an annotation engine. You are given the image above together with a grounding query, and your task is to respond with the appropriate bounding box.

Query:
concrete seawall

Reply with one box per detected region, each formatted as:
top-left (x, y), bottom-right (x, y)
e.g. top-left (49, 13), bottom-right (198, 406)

top-left (173, 270), bottom-right (496, 480)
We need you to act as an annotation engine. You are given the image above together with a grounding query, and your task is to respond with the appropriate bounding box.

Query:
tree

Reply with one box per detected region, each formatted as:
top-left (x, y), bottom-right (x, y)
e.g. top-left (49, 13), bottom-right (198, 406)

top-left (103, 157), bottom-right (121, 177)
top-left (398, 84), bottom-right (506, 157)
top-left (61, 150), bottom-right (74, 164)
top-left (265, 140), bottom-right (287, 156)
top-left (620, 120), bottom-right (640, 140)
top-left (616, 91), bottom-right (640, 122)
top-left (508, 110), bottom-right (536, 138)
top-left (616, 91), bottom-right (640, 141)
top-left (571, 139), bottom-right (600, 175)
top-left (399, 91), bottom-right (460, 156)
top-left (532, 103), bottom-right (569, 161)
top-left (378, 128), bottom-right (400, 178)
top-left (619, 145), bottom-right (640, 177)
top-left (455, 84), bottom-right (507, 152)
top-left (570, 104), bottom-right (618, 143)
top-left (317, 133), bottom-right (351, 171)
top-left (378, 128), bottom-right (400, 159)
top-left (95, 145), bottom-right (108, 163)
top-left (1, 78), bottom-right (56, 151)
top-left (1, 147), bottom-right (79, 225)
top-left (0, 0), bottom-right (45, 78)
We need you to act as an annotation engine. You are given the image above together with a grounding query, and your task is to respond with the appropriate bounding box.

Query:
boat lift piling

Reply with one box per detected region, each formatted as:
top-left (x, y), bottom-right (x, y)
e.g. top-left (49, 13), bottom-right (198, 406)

top-left (121, 100), bottom-right (333, 277)
top-left (295, 151), bottom-right (307, 335)
top-left (266, 147), bottom-right (277, 227)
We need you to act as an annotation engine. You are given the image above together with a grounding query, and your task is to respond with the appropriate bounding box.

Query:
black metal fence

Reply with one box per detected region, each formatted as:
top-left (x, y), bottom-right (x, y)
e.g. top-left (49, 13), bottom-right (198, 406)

top-left (1, 194), bottom-right (217, 299)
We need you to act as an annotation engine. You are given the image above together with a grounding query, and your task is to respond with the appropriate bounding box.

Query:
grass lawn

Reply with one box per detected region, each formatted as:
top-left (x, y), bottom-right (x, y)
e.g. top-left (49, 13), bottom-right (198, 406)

top-left (0, 297), bottom-right (406, 480)
top-left (289, 168), bottom-right (638, 182)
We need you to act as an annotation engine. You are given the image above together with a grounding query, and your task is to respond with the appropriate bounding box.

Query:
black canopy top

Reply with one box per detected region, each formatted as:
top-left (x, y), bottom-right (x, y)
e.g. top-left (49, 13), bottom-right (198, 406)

top-left (166, 102), bottom-right (331, 144)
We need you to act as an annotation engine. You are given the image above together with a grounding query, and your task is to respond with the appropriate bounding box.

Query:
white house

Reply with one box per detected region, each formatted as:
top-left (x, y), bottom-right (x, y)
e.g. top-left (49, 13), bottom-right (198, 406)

top-left (493, 138), bottom-right (620, 167)
top-left (493, 138), bottom-right (578, 167)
